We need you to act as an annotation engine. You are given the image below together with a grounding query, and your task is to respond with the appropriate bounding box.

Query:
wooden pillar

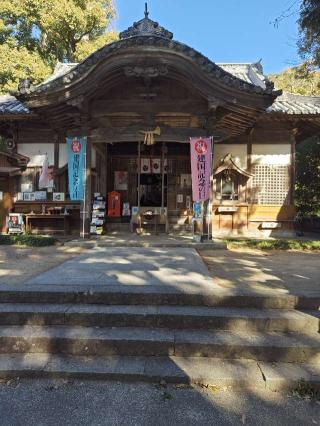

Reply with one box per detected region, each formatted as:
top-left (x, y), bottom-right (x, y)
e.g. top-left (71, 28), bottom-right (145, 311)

top-left (80, 136), bottom-right (92, 238)
top-left (247, 129), bottom-right (253, 205)
top-left (105, 143), bottom-right (108, 198)
top-left (290, 130), bottom-right (297, 205)
top-left (161, 142), bottom-right (165, 209)
top-left (54, 134), bottom-right (60, 191)
top-left (137, 141), bottom-right (141, 208)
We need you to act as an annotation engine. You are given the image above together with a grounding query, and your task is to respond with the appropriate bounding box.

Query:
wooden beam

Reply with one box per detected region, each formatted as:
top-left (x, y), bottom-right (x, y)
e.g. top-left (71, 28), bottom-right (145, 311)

top-left (91, 99), bottom-right (208, 116)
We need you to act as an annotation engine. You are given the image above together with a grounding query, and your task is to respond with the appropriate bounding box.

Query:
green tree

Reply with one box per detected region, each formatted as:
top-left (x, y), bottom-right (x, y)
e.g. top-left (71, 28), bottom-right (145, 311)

top-left (298, 0), bottom-right (320, 66)
top-left (269, 62), bottom-right (320, 96)
top-left (295, 136), bottom-right (320, 215)
top-left (269, 64), bottom-right (320, 216)
top-left (0, 0), bottom-right (117, 94)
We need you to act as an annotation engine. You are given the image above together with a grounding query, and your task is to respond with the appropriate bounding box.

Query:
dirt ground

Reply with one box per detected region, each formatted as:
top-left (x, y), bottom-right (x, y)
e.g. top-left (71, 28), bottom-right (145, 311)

top-left (199, 248), bottom-right (320, 296)
top-left (0, 244), bottom-right (84, 285)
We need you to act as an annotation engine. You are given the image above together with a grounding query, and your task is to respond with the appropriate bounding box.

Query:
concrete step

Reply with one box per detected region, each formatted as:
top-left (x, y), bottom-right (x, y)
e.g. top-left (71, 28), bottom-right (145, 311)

top-left (0, 286), bottom-right (319, 310)
top-left (0, 326), bottom-right (319, 363)
top-left (0, 353), bottom-right (318, 391)
top-left (0, 304), bottom-right (318, 333)
top-left (65, 239), bottom-right (226, 249)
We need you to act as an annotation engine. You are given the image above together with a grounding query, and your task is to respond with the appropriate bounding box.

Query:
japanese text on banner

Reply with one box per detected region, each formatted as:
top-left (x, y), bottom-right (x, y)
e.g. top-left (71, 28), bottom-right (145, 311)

top-left (190, 137), bottom-right (212, 202)
top-left (67, 137), bottom-right (87, 200)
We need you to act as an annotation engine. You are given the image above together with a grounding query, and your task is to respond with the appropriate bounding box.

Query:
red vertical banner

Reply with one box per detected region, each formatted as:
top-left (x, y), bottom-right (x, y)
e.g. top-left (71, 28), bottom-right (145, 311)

top-left (190, 137), bottom-right (212, 202)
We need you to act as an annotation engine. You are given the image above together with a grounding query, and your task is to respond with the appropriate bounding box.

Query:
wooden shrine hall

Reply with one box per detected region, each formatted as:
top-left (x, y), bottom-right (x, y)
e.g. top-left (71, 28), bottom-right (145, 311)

top-left (0, 6), bottom-right (320, 237)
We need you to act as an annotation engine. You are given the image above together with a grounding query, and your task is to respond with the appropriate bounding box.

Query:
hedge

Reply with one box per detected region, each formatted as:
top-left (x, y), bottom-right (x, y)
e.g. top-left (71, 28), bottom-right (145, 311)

top-left (0, 234), bottom-right (56, 247)
top-left (225, 239), bottom-right (320, 251)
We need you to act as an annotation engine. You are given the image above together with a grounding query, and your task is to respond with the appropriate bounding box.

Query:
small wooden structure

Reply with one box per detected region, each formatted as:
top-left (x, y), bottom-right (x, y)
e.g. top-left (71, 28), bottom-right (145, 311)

top-left (0, 7), bottom-right (319, 237)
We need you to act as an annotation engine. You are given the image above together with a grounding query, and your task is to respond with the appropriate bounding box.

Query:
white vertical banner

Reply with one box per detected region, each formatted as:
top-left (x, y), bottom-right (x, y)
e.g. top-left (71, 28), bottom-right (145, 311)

top-left (140, 158), bottom-right (151, 174)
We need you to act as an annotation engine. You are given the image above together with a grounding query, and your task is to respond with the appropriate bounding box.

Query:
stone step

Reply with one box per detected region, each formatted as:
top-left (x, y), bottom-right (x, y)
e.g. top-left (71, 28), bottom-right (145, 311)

top-left (0, 353), bottom-right (318, 391)
top-left (0, 286), bottom-right (318, 310)
top-left (0, 304), bottom-right (318, 333)
top-left (65, 239), bottom-right (226, 249)
top-left (0, 326), bottom-right (319, 363)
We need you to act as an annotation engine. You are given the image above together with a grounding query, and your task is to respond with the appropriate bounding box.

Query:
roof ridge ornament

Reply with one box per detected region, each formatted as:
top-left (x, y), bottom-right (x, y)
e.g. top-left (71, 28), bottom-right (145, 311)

top-left (119, 4), bottom-right (173, 40)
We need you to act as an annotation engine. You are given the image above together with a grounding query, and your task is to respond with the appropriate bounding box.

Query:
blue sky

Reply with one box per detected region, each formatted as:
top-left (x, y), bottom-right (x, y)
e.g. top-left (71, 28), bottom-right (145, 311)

top-left (114, 0), bottom-right (301, 75)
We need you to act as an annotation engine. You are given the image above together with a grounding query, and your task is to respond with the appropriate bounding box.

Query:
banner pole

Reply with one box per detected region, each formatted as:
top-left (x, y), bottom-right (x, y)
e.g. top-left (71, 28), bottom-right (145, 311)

top-left (208, 136), bottom-right (213, 241)
top-left (82, 142), bottom-right (87, 239)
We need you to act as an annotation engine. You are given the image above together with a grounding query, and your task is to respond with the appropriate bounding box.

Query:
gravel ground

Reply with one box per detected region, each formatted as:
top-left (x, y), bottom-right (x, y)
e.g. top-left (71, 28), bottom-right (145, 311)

top-left (199, 248), bottom-right (320, 295)
top-left (0, 378), bottom-right (319, 426)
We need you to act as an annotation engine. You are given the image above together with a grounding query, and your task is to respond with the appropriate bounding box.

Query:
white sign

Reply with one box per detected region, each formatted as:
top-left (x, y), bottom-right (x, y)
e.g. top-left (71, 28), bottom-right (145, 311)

top-left (177, 194), bottom-right (184, 204)
top-left (261, 222), bottom-right (282, 229)
top-left (21, 183), bottom-right (33, 193)
top-left (53, 192), bottom-right (65, 202)
top-left (218, 206), bottom-right (238, 213)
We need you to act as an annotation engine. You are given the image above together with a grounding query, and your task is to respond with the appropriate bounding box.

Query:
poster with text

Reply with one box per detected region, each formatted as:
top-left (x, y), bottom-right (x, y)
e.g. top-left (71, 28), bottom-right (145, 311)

top-left (67, 137), bottom-right (87, 200)
top-left (190, 137), bottom-right (212, 202)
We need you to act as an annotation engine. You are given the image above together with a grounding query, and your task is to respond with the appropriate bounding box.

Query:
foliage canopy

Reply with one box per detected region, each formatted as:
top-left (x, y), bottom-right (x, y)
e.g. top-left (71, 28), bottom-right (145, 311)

top-left (295, 137), bottom-right (320, 215)
top-left (269, 62), bottom-right (320, 96)
top-left (269, 65), bottom-right (320, 216)
top-left (298, 0), bottom-right (320, 66)
top-left (0, 0), bottom-right (117, 94)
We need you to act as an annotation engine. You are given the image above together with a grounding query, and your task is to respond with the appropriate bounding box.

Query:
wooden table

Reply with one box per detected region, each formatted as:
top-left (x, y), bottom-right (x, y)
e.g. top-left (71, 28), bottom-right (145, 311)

top-left (25, 214), bottom-right (70, 235)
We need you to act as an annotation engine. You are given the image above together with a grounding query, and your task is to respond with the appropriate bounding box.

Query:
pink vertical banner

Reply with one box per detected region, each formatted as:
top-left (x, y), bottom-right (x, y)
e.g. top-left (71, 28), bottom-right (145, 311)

top-left (190, 137), bottom-right (212, 202)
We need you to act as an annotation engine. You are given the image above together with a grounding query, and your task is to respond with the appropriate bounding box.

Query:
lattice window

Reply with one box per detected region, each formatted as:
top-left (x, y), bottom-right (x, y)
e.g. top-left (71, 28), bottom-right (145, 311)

top-left (252, 165), bottom-right (290, 205)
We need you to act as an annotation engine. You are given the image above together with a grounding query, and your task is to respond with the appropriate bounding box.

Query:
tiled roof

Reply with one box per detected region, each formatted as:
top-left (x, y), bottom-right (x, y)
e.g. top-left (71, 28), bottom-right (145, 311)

top-left (1, 61), bottom-right (319, 117)
top-left (218, 62), bottom-right (267, 89)
top-left (18, 38), bottom-right (277, 97)
top-left (41, 62), bottom-right (78, 85)
top-left (268, 92), bottom-right (320, 115)
top-left (0, 95), bottom-right (30, 115)
top-left (218, 62), bottom-right (320, 115)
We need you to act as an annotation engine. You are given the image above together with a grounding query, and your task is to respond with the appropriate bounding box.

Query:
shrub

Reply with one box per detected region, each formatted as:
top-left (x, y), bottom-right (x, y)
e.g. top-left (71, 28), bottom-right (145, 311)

top-left (225, 239), bottom-right (320, 251)
top-left (0, 234), bottom-right (56, 247)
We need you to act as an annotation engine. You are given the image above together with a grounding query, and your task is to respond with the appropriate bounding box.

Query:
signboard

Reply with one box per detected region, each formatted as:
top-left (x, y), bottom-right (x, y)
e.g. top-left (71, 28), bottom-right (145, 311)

top-left (218, 206), bottom-right (238, 213)
top-left (67, 137), bottom-right (87, 200)
top-left (190, 137), bottom-right (212, 202)
top-left (261, 222), bottom-right (282, 229)
top-left (193, 202), bottom-right (203, 219)
top-left (115, 171), bottom-right (128, 190)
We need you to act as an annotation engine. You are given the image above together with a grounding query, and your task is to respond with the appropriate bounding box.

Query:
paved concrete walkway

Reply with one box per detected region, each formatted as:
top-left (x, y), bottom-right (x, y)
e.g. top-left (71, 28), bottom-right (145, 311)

top-left (27, 248), bottom-right (219, 292)
top-left (0, 378), bottom-right (318, 426)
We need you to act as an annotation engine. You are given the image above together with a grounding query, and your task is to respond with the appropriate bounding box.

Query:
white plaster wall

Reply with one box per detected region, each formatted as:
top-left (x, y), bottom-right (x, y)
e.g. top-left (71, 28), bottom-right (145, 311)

top-left (252, 144), bottom-right (291, 165)
top-left (214, 144), bottom-right (247, 169)
top-left (59, 143), bottom-right (67, 167)
top-left (57, 144), bottom-right (96, 168)
top-left (18, 143), bottom-right (54, 166)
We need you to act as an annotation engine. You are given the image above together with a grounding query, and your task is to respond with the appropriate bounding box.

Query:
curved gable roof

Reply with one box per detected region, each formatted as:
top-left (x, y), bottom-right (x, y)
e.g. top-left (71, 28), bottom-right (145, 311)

top-left (16, 12), bottom-right (278, 99)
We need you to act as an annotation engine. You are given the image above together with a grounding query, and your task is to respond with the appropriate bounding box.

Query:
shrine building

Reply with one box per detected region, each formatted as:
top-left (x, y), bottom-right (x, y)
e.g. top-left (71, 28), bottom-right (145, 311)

top-left (0, 8), bottom-right (320, 237)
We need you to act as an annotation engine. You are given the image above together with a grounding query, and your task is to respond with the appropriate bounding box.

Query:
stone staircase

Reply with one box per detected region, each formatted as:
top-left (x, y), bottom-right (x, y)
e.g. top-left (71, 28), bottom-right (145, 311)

top-left (0, 285), bottom-right (318, 390)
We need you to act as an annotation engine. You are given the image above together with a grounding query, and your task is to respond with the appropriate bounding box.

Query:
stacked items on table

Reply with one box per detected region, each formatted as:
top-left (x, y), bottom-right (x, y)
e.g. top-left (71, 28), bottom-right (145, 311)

top-left (90, 193), bottom-right (106, 235)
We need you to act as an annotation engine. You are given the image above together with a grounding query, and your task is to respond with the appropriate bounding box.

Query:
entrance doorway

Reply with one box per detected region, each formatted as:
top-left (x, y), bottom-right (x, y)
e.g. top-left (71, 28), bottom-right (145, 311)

top-left (139, 174), bottom-right (167, 207)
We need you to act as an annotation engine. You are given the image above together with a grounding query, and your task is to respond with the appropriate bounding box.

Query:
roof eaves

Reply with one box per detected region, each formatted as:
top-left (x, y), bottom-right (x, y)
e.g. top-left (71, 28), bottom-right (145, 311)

top-left (16, 37), bottom-right (278, 98)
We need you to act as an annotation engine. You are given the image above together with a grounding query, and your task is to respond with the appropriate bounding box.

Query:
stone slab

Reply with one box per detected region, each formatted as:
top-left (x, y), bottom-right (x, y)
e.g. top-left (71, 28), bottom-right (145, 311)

top-left (0, 284), bottom-right (319, 309)
top-left (258, 361), bottom-right (320, 391)
top-left (0, 354), bottom-right (318, 391)
top-left (26, 248), bottom-right (217, 291)
top-left (0, 303), bottom-right (317, 332)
